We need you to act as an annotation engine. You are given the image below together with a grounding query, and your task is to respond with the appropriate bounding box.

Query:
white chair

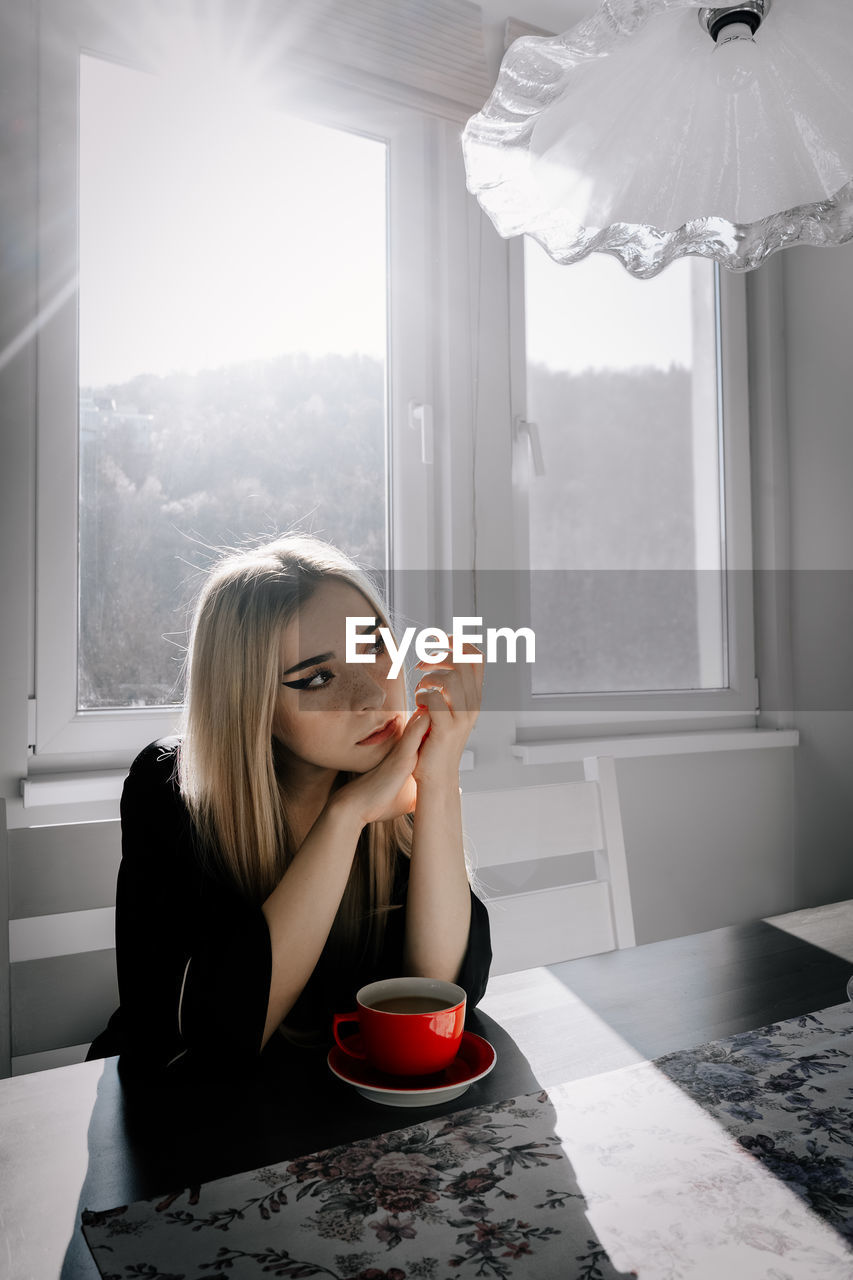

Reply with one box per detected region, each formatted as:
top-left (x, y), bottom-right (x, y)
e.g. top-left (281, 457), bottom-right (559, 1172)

top-left (0, 800), bottom-right (11, 1077)
top-left (5, 811), bottom-right (120, 1074)
top-left (462, 757), bottom-right (636, 975)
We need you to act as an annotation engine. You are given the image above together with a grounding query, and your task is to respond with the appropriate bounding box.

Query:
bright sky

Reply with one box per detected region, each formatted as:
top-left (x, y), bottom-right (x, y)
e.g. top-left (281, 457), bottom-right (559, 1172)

top-left (80, 52), bottom-right (701, 387)
top-left (79, 55), bottom-right (388, 386)
top-left (524, 236), bottom-right (701, 373)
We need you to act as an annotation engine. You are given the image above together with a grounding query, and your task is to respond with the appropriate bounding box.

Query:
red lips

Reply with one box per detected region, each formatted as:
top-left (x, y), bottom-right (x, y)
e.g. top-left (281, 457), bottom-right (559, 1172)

top-left (357, 716), bottom-right (399, 746)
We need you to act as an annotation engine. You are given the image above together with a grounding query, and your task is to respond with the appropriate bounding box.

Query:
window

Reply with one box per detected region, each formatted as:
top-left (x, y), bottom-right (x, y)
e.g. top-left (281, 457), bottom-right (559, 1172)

top-left (78, 54), bottom-right (388, 710)
top-left (508, 242), bottom-right (755, 723)
top-left (34, 1), bottom-right (435, 755)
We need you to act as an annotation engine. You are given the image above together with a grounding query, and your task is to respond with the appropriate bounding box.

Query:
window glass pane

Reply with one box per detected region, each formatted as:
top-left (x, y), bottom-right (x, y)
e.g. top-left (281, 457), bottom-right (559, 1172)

top-left (78, 54), bottom-right (388, 709)
top-left (522, 244), bottom-right (725, 696)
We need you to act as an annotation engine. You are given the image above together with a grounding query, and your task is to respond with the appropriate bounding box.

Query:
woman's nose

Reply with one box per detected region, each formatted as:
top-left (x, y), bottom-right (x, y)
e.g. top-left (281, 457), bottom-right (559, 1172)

top-left (354, 665), bottom-right (388, 709)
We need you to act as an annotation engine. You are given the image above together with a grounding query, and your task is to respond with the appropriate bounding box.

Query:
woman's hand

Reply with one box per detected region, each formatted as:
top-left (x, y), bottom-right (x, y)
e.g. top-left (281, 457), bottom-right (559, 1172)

top-left (330, 710), bottom-right (430, 828)
top-left (411, 643), bottom-right (483, 788)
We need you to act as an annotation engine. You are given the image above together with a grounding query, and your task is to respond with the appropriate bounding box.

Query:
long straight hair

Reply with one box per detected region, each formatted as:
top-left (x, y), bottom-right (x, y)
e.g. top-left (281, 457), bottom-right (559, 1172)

top-left (178, 534), bottom-right (412, 969)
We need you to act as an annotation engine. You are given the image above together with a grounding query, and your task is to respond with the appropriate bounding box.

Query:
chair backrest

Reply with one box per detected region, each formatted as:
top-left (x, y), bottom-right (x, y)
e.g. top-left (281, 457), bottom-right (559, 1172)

top-left (0, 800), bottom-right (12, 1077)
top-left (6, 817), bottom-right (119, 1074)
top-left (462, 756), bottom-right (635, 975)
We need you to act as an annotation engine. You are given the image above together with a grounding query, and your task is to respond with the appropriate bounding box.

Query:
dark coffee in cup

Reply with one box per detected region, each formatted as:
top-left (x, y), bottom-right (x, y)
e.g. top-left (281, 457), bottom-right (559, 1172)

top-left (368, 996), bottom-right (457, 1014)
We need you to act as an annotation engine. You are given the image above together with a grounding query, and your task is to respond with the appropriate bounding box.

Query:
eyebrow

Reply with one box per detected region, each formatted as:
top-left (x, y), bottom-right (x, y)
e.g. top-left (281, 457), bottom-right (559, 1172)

top-left (282, 651), bottom-right (334, 677)
top-left (281, 621), bottom-right (380, 676)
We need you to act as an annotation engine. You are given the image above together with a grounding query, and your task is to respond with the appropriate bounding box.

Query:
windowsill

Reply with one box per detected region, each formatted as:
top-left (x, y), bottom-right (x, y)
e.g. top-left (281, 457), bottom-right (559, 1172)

top-left (20, 770), bottom-right (127, 808)
top-left (18, 750), bottom-right (477, 812)
top-left (16, 735), bottom-right (794, 813)
top-left (511, 728), bottom-right (799, 764)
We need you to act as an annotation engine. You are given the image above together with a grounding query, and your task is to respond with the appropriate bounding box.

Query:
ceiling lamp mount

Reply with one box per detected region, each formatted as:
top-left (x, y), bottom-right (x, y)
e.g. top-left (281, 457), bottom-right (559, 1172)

top-left (699, 2), bottom-right (770, 43)
top-left (462, 0), bottom-right (853, 278)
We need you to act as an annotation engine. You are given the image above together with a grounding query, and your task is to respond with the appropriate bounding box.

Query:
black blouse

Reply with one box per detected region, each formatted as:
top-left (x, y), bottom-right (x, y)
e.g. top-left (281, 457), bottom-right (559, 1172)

top-left (88, 737), bottom-right (492, 1078)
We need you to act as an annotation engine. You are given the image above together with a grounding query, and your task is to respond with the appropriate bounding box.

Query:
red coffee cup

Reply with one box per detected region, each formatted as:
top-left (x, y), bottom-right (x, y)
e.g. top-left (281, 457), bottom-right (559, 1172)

top-left (332, 977), bottom-right (466, 1076)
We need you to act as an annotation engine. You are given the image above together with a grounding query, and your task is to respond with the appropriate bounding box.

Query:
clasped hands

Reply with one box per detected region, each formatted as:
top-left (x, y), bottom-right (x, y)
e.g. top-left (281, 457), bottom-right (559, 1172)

top-left (335, 643), bottom-right (483, 826)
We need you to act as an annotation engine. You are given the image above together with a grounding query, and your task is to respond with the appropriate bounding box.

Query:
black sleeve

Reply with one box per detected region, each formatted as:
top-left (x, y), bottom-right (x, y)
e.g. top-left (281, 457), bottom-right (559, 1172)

top-left (114, 740), bottom-right (271, 1076)
top-left (456, 887), bottom-right (492, 1008)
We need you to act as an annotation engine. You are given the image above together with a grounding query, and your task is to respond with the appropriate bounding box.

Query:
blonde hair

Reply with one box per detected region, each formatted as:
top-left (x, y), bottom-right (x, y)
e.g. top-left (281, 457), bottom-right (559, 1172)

top-left (178, 533), bottom-right (412, 970)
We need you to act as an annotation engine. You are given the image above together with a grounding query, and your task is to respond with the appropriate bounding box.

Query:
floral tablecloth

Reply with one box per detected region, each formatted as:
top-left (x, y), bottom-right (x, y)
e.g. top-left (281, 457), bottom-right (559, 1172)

top-left (547, 1001), bottom-right (853, 1279)
top-left (82, 1089), bottom-right (628, 1280)
top-left (83, 1003), bottom-right (853, 1280)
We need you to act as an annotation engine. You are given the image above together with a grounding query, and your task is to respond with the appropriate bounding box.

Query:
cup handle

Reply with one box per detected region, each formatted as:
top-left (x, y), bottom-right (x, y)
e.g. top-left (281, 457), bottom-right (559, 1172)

top-left (332, 1011), bottom-right (367, 1059)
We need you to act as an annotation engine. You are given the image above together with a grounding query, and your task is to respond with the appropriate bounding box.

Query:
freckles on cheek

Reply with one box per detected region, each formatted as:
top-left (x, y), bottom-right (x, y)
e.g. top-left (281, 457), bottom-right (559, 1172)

top-left (318, 670), bottom-right (358, 710)
top-left (295, 674), bottom-right (356, 714)
top-left (313, 667), bottom-right (390, 713)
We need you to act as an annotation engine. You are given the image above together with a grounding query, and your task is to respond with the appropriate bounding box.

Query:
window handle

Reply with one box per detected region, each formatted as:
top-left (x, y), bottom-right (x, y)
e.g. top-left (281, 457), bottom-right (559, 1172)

top-left (514, 417), bottom-right (545, 477)
top-left (408, 401), bottom-right (434, 465)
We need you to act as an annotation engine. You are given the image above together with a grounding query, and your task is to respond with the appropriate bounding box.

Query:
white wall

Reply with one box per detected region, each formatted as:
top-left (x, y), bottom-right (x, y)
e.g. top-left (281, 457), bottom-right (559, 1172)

top-left (784, 246), bottom-right (853, 570)
top-left (617, 747), bottom-right (796, 942)
top-left (782, 246), bottom-right (853, 908)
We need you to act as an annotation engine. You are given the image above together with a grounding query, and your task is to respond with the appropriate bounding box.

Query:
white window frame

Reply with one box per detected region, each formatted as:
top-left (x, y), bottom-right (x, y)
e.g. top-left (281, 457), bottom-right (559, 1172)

top-left (502, 242), bottom-right (756, 735)
top-left (33, 0), bottom-right (435, 759)
top-left (455, 226), bottom-right (757, 759)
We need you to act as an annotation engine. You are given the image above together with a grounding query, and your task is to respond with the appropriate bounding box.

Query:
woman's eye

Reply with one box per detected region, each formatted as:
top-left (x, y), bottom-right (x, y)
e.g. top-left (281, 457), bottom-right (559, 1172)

top-left (305, 668), bottom-right (334, 688)
top-left (282, 668), bottom-right (335, 690)
top-left (367, 634), bottom-right (386, 656)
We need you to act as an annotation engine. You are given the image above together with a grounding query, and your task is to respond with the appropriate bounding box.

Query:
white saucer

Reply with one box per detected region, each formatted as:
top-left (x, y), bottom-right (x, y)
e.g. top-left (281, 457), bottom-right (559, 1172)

top-left (327, 1031), bottom-right (497, 1107)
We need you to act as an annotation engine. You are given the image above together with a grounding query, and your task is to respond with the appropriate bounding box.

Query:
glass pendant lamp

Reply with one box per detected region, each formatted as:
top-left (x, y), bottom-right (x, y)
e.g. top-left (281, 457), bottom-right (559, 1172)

top-left (462, 0), bottom-right (853, 276)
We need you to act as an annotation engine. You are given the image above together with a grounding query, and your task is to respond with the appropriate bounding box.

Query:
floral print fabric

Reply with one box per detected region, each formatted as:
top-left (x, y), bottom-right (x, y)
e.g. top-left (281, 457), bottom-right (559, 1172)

top-left (547, 1001), bottom-right (853, 1279)
top-left (83, 1002), bottom-right (853, 1280)
top-left (82, 1091), bottom-right (630, 1280)
top-left (654, 1004), bottom-right (853, 1247)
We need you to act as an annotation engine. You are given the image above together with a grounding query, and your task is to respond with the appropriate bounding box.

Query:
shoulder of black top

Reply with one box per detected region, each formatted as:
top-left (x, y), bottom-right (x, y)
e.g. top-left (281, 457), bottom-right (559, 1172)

top-left (129, 734), bottom-right (181, 781)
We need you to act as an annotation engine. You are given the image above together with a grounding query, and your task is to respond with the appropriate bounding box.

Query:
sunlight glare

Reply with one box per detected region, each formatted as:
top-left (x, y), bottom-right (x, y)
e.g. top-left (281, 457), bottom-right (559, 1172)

top-left (80, 52), bottom-right (387, 387)
top-left (478, 966), bottom-right (646, 1086)
top-left (764, 904), bottom-right (853, 964)
top-left (550, 1058), bottom-right (853, 1277)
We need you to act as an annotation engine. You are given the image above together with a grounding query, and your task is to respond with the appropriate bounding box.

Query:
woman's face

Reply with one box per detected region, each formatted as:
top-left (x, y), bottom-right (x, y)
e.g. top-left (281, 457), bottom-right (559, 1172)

top-left (272, 578), bottom-right (405, 778)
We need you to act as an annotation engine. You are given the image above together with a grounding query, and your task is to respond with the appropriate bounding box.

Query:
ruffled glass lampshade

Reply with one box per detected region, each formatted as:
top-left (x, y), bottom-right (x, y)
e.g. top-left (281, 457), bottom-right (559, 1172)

top-left (462, 0), bottom-right (853, 277)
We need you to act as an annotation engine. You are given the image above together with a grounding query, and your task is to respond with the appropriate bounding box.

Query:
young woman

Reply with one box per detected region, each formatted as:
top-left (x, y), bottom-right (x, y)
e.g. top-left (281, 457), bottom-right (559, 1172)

top-left (88, 534), bottom-right (491, 1076)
